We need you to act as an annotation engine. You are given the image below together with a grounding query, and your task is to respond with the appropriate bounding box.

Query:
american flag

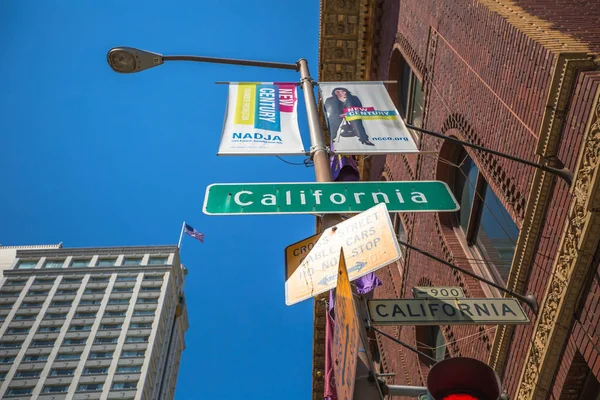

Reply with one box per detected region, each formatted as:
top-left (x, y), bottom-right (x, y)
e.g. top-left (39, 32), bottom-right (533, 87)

top-left (184, 223), bottom-right (204, 243)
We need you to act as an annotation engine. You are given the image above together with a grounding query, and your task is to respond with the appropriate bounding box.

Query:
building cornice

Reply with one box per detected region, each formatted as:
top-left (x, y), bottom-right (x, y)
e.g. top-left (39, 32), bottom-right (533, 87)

top-left (16, 245), bottom-right (179, 259)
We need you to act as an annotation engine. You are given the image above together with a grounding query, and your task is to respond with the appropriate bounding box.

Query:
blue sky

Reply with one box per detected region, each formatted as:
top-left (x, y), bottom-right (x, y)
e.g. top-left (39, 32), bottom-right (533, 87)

top-left (0, 1), bottom-right (319, 399)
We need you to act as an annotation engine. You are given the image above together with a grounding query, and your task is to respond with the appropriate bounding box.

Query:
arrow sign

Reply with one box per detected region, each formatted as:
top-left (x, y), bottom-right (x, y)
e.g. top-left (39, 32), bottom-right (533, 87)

top-left (317, 261), bottom-right (367, 286)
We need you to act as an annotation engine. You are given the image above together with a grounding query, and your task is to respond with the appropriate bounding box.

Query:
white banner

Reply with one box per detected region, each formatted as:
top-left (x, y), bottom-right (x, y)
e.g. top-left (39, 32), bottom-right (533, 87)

top-left (319, 82), bottom-right (419, 154)
top-left (218, 82), bottom-right (305, 155)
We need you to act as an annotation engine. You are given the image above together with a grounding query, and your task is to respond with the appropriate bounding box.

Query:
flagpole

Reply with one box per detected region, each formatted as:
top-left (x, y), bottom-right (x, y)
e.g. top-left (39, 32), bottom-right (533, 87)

top-left (177, 221), bottom-right (185, 249)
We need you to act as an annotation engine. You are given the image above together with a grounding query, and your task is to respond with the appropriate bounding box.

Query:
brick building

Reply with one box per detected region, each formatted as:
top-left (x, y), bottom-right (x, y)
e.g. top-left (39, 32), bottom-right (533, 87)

top-left (315, 0), bottom-right (600, 399)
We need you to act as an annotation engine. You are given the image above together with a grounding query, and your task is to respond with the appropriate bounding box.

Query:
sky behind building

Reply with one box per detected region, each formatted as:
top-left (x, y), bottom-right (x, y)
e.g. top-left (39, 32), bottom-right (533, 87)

top-left (0, 1), bottom-right (320, 398)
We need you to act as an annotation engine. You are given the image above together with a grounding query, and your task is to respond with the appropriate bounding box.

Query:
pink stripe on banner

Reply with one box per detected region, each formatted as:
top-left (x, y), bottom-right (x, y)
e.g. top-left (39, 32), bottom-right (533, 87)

top-left (275, 83), bottom-right (296, 113)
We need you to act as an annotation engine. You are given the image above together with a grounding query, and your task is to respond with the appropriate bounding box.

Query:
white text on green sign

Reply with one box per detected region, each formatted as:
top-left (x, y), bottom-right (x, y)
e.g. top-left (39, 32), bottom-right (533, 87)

top-left (368, 298), bottom-right (529, 325)
top-left (202, 181), bottom-right (459, 215)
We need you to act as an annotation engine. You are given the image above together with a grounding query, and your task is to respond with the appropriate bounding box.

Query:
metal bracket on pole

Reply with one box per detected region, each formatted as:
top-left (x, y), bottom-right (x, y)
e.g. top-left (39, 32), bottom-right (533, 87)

top-left (309, 145), bottom-right (330, 161)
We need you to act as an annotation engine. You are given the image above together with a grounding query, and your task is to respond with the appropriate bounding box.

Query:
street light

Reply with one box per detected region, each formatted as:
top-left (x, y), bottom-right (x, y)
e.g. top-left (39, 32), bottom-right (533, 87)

top-left (107, 47), bottom-right (164, 73)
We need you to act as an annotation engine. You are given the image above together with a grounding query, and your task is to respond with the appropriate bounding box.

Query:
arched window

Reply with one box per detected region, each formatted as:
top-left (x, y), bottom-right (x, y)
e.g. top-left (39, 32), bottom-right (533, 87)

top-left (452, 148), bottom-right (519, 285)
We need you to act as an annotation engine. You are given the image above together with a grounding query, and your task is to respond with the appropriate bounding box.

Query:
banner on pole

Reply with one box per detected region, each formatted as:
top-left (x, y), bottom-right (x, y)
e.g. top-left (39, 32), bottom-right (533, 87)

top-left (319, 81), bottom-right (419, 155)
top-left (218, 82), bottom-right (305, 155)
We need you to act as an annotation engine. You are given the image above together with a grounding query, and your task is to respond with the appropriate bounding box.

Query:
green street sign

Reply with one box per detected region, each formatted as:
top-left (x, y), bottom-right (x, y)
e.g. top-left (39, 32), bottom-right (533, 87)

top-left (202, 181), bottom-right (459, 215)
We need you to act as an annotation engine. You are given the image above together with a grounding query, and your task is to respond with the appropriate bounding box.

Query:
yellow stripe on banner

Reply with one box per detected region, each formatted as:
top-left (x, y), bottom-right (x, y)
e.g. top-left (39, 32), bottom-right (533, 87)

top-left (345, 115), bottom-right (398, 121)
top-left (234, 84), bottom-right (255, 125)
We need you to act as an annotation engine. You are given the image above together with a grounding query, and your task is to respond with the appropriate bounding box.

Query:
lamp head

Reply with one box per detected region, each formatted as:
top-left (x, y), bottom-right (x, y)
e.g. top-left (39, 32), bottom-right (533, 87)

top-left (107, 47), bottom-right (163, 73)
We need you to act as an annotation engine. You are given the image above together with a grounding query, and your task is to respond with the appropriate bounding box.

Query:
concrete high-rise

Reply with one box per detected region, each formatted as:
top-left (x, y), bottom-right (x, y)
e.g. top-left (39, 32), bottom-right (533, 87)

top-left (0, 243), bottom-right (188, 400)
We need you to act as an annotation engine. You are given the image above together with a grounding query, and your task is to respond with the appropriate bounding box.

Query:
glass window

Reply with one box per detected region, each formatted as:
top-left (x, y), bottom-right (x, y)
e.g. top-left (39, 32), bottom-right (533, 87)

top-left (0, 357), bottom-right (15, 363)
top-left (117, 276), bottom-right (137, 282)
top-left (74, 312), bottom-right (96, 319)
top-left (28, 289), bottom-right (49, 296)
top-left (43, 260), bottom-right (64, 269)
top-left (113, 287), bottom-right (133, 293)
top-left (141, 286), bottom-right (160, 292)
top-left (89, 276), bottom-right (110, 282)
top-left (46, 313), bottom-right (67, 319)
top-left (137, 298), bottom-right (158, 304)
top-left (148, 257), bottom-right (167, 265)
top-left (133, 310), bottom-right (155, 316)
top-left (62, 276), bottom-right (83, 283)
top-left (112, 382), bottom-right (137, 390)
top-left (0, 315), bottom-right (5, 321)
top-left (125, 336), bottom-right (148, 343)
top-left (7, 387), bottom-right (33, 396)
top-left (89, 351), bottom-right (112, 359)
top-left (105, 311), bottom-right (126, 317)
top-left (38, 326), bottom-right (60, 333)
top-left (14, 314), bottom-right (36, 320)
top-left (84, 288), bottom-right (105, 294)
top-left (130, 323), bottom-right (152, 329)
top-left (143, 274), bottom-right (164, 280)
top-left (57, 353), bottom-right (81, 360)
top-left (83, 367), bottom-right (108, 375)
top-left (123, 257), bottom-right (142, 265)
top-left (0, 289), bottom-right (20, 297)
top-left (0, 341), bottom-right (22, 348)
top-left (71, 259), bottom-right (90, 267)
top-left (51, 300), bottom-right (72, 307)
top-left (121, 350), bottom-right (145, 358)
top-left (97, 258), bottom-right (116, 267)
top-left (43, 385), bottom-right (69, 393)
top-left (50, 369), bottom-right (75, 377)
top-left (95, 337), bottom-right (118, 344)
top-left (69, 325), bottom-right (92, 332)
top-left (63, 338), bottom-right (86, 345)
top-left (56, 289), bottom-right (77, 295)
top-left (0, 303), bottom-right (15, 309)
top-left (79, 299), bottom-right (102, 305)
top-left (6, 279), bottom-right (27, 285)
top-left (15, 370), bottom-right (41, 378)
top-left (77, 383), bottom-right (103, 391)
top-left (109, 298), bottom-right (130, 305)
top-left (451, 149), bottom-right (519, 285)
top-left (116, 365), bottom-right (142, 373)
top-left (0, 372), bottom-right (6, 380)
top-left (23, 354), bottom-right (47, 362)
top-left (17, 260), bottom-right (37, 269)
top-left (21, 302), bottom-right (42, 308)
top-left (7, 327), bottom-right (29, 334)
top-left (31, 340), bottom-right (55, 347)
top-left (100, 324), bottom-right (122, 330)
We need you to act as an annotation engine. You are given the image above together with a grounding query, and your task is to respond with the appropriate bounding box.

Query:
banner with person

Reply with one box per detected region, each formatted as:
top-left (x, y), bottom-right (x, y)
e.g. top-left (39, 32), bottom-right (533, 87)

top-left (218, 82), bottom-right (305, 155)
top-left (319, 81), bottom-right (419, 154)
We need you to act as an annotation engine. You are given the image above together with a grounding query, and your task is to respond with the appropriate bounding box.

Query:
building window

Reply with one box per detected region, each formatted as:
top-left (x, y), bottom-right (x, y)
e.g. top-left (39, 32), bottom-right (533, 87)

top-left (33, 277), bottom-right (55, 284)
top-left (100, 324), bottom-right (122, 330)
top-left (105, 311), bottom-right (126, 317)
top-left (69, 325), bottom-right (92, 332)
top-left (21, 302), bottom-right (42, 308)
top-left (31, 340), bottom-right (55, 347)
top-left (6, 387), bottom-right (33, 396)
top-left (112, 382), bottom-right (138, 390)
top-left (57, 353), bottom-right (81, 360)
top-left (116, 365), bottom-right (142, 373)
top-left (130, 323), bottom-right (152, 329)
top-left (43, 385), bottom-right (69, 393)
top-left (117, 276), bottom-right (137, 282)
top-left (148, 257), bottom-right (168, 265)
top-left (137, 298), bottom-right (158, 304)
top-left (56, 289), bottom-right (77, 295)
top-left (28, 289), bottom-right (49, 296)
top-left (113, 287), bottom-right (133, 293)
top-left (123, 257), bottom-right (142, 266)
top-left (46, 312), bottom-right (67, 319)
top-left (415, 326), bottom-right (448, 367)
top-left (15, 370), bottom-right (41, 378)
top-left (71, 259), bottom-right (91, 267)
top-left (38, 326), bottom-right (60, 333)
top-left (143, 274), bottom-right (164, 281)
top-left (140, 286), bottom-right (160, 292)
top-left (16, 260), bottom-right (37, 270)
top-left (109, 298), bottom-right (130, 305)
top-left (51, 300), bottom-right (72, 307)
top-left (90, 276), bottom-right (110, 282)
top-left (89, 351), bottom-right (113, 359)
top-left (7, 327), bottom-right (30, 334)
top-left (83, 367), bottom-right (108, 375)
top-left (74, 312), bottom-right (96, 319)
top-left (78, 383), bottom-right (103, 392)
top-left (97, 258), bottom-right (117, 267)
top-left (79, 299), bottom-right (102, 305)
top-left (62, 276), bottom-right (83, 283)
top-left (0, 341), bottom-right (22, 349)
top-left (451, 149), bottom-right (519, 285)
top-left (63, 338), bottom-right (86, 345)
top-left (23, 354), bottom-right (48, 362)
top-left (84, 288), bottom-right (105, 294)
top-left (121, 350), bottom-right (145, 358)
top-left (125, 336), bottom-right (149, 343)
top-left (133, 310), bottom-right (155, 316)
top-left (6, 279), bottom-right (27, 285)
top-left (43, 260), bottom-right (64, 269)
top-left (95, 337), bottom-right (118, 344)
top-left (0, 289), bottom-right (20, 297)
top-left (0, 303), bottom-right (15, 309)
top-left (14, 314), bottom-right (36, 320)
top-left (50, 369), bottom-right (75, 377)
top-left (0, 372), bottom-right (6, 380)
top-left (0, 357), bottom-right (16, 364)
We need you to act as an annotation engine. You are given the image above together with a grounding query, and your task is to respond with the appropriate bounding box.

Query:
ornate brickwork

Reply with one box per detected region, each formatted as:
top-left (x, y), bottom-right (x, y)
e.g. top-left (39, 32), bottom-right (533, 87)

top-left (516, 88), bottom-right (600, 399)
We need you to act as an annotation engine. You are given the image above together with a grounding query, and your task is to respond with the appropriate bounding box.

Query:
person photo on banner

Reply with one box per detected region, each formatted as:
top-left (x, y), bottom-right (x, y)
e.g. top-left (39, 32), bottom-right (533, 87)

top-left (324, 87), bottom-right (375, 146)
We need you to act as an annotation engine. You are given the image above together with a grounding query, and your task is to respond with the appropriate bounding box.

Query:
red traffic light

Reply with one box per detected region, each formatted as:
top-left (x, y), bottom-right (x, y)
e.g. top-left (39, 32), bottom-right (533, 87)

top-left (427, 357), bottom-right (502, 400)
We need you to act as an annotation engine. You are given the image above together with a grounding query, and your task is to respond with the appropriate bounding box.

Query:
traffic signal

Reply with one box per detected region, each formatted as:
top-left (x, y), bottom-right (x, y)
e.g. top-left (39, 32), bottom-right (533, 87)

top-left (426, 357), bottom-right (502, 400)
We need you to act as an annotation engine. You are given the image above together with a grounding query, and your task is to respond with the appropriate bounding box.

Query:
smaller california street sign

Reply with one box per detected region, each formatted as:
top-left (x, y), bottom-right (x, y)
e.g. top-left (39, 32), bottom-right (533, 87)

top-left (368, 298), bottom-right (529, 326)
top-left (203, 181), bottom-right (459, 215)
top-left (412, 286), bottom-right (465, 299)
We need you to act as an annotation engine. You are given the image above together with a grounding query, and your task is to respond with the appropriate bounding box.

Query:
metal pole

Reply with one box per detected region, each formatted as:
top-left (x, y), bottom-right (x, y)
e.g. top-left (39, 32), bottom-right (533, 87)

top-left (163, 55), bottom-right (299, 71)
top-left (405, 123), bottom-right (574, 186)
top-left (297, 58), bottom-right (385, 400)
